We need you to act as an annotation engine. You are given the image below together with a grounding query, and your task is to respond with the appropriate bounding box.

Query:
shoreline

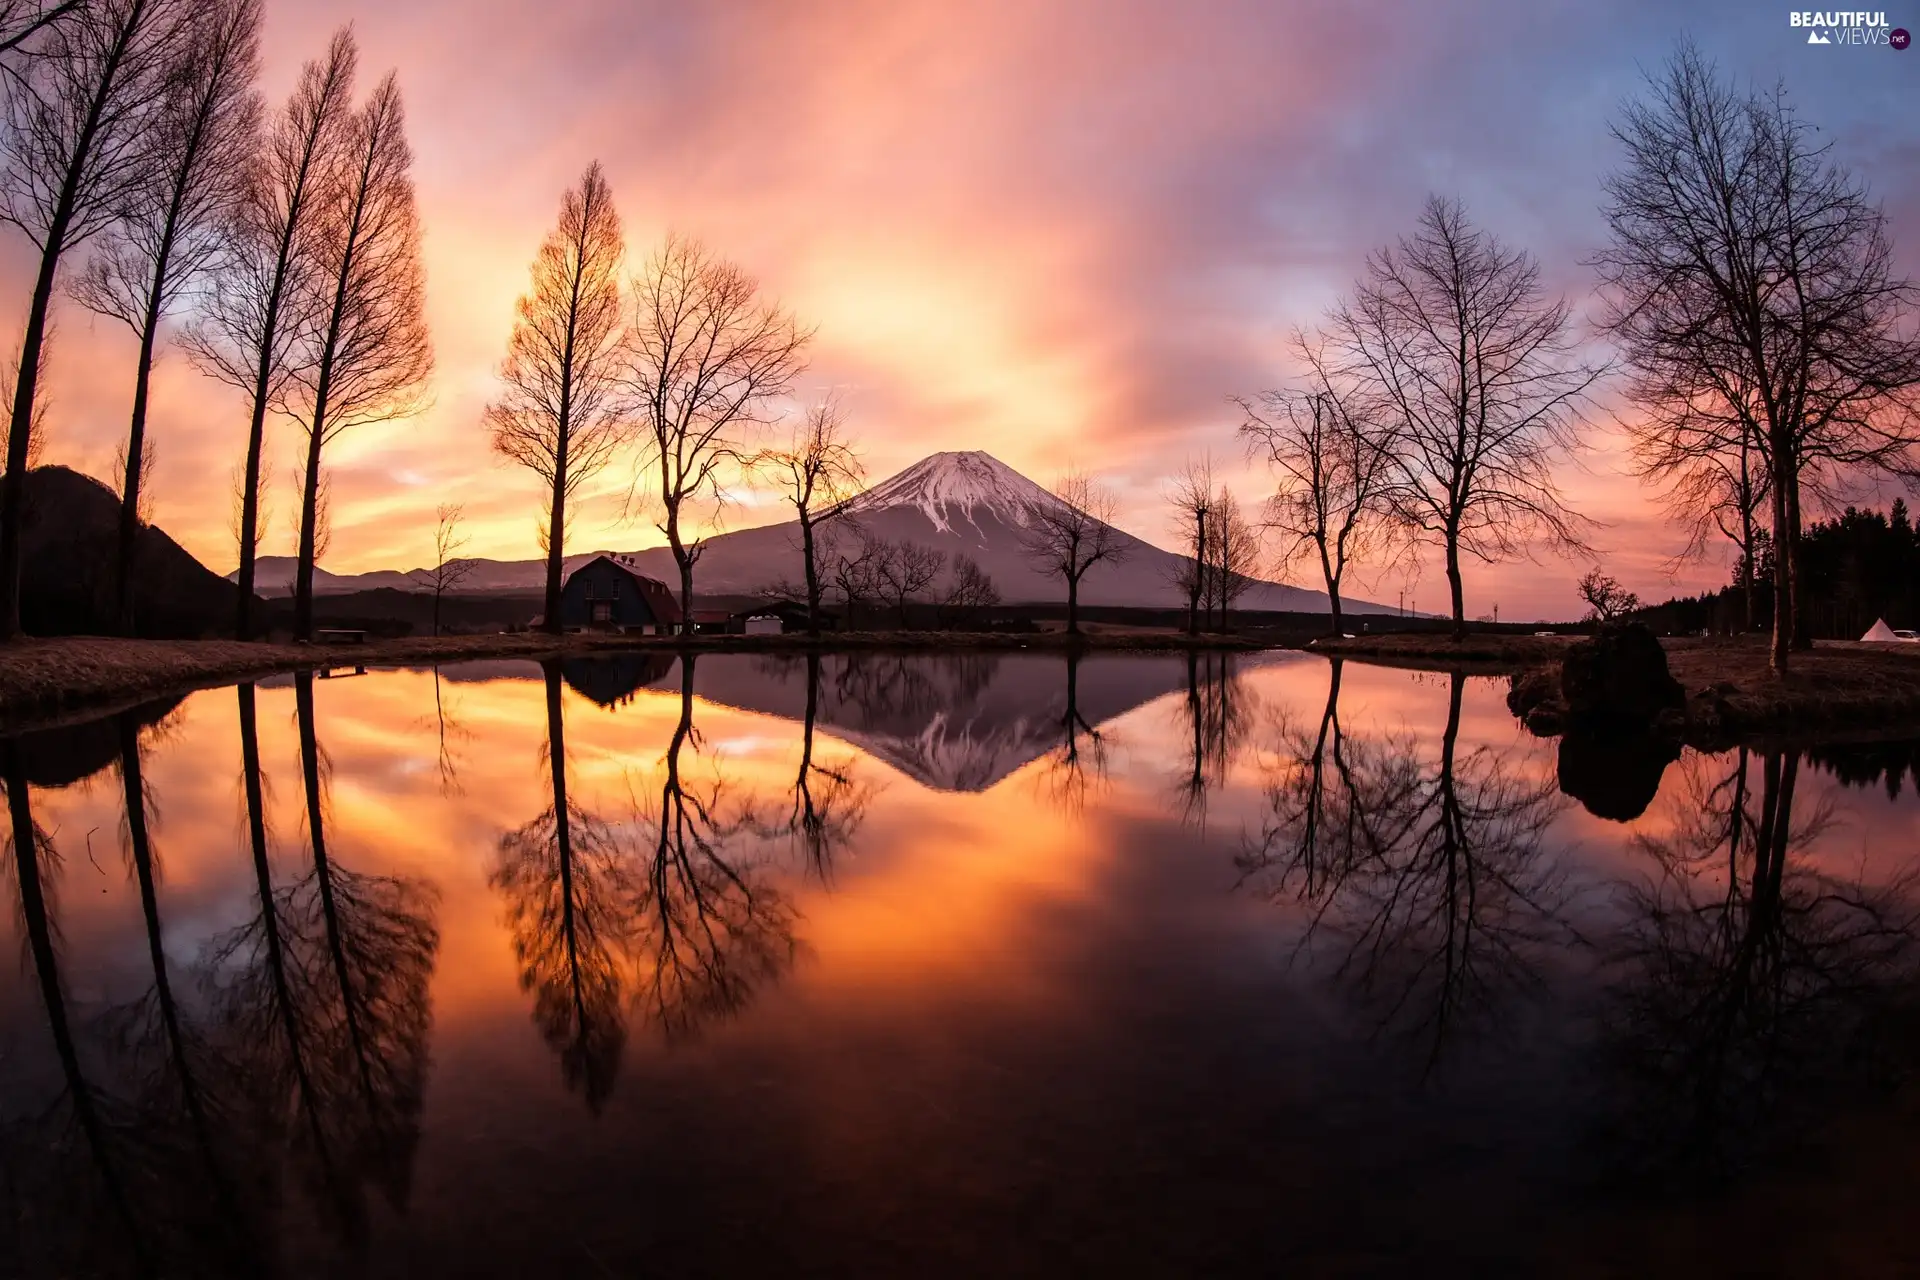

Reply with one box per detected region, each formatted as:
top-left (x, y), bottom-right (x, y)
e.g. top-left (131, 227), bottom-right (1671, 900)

top-left (1313, 631), bottom-right (1920, 747)
top-left (0, 630), bottom-right (1277, 733)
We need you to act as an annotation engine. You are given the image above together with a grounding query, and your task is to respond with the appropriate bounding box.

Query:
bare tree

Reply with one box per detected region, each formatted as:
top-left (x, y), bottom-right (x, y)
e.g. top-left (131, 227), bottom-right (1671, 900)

top-left (486, 162), bottom-right (626, 636)
top-left (182, 28), bottom-right (356, 640)
top-left (408, 502), bottom-right (473, 637)
top-left (1021, 468), bottom-right (1127, 637)
top-left (623, 234), bottom-right (809, 632)
top-left (755, 395), bottom-right (862, 635)
top-left (825, 523), bottom-right (884, 629)
top-left (0, 0), bottom-right (190, 638)
top-left (1595, 43), bottom-right (1920, 671)
top-left (1577, 569), bottom-right (1639, 622)
top-left (939, 553), bottom-right (1000, 628)
top-left (873, 536), bottom-right (944, 628)
top-left (1336, 195), bottom-right (1599, 637)
top-left (1204, 486), bottom-right (1261, 631)
top-left (1241, 332), bottom-right (1397, 635)
top-left (1167, 457), bottom-right (1213, 635)
top-left (72, 0), bottom-right (260, 635)
top-left (285, 72), bottom-right (431, 641)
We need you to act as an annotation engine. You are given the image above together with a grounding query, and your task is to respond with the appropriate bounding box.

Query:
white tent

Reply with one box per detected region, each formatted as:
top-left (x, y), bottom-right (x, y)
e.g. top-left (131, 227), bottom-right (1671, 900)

top-left (1861, 618), bottom-right (1900, 642)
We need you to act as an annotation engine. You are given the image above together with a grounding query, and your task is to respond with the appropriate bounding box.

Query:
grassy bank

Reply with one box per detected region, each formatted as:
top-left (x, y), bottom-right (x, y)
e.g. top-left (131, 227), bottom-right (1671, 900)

top-left (0, 628), bottom-right (1277, 732)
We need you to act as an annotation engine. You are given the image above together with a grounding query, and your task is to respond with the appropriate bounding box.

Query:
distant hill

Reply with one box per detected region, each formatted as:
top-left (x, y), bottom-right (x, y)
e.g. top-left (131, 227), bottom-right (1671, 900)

top-left (9, 465), bottom-right (256, 638)
top-left (248, 450), bottom-right (1394, 613)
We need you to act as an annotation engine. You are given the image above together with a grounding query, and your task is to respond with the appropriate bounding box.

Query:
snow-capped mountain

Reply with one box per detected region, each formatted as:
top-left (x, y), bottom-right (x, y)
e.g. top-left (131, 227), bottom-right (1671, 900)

top-left (847, 450), bottom-right (1062, 535)
top-left (242, 449), bottom-right (1393, 613)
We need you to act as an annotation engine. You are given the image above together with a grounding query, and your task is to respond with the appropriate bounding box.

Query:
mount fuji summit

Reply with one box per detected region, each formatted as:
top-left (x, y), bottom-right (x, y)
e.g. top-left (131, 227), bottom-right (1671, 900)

top-left (246, 450), bottom-right (1389, 613)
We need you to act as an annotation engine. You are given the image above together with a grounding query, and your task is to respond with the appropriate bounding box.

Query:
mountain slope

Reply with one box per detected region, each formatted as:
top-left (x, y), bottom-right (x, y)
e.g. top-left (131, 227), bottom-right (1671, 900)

top-left (11, 466), bottom-right (256, 637)
top-left (246, 450), bottom-right (1395, 613)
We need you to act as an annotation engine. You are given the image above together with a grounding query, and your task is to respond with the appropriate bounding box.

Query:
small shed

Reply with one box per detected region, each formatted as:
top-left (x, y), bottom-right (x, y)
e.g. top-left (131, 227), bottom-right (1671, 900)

top-left (557, 555), bottom-right (681, 633)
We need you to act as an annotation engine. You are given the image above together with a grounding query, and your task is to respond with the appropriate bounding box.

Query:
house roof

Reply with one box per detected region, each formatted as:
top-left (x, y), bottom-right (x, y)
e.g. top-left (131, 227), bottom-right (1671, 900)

top-left (568, 555), bottom-right (682, 624)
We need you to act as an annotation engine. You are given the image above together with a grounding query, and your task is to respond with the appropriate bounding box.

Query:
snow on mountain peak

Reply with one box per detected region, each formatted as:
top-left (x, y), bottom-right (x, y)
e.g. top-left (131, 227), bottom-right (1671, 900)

top-left (849, 450), bottom-right (1066, 535)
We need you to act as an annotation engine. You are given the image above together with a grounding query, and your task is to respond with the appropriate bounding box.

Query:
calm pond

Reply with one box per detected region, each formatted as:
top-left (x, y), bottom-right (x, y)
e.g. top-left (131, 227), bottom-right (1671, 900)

top-left (4, 652), bottom-right (1919, 1277)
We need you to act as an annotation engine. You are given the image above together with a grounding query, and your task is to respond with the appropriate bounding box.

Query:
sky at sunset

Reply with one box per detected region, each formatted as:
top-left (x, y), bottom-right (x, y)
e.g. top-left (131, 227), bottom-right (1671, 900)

top-left (2, 0), bottom-right (1915, 621)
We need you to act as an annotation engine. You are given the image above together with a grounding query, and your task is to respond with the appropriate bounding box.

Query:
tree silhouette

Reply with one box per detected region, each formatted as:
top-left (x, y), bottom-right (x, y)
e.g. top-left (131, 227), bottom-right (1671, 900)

top-left (486, 162), bottom-right (627, 635)
top-left (72, 0), bottom-right (260, 635)
top-left (182, 27), bottom-right (358, 639)
top-left (491, 661), bottom-right (633, 1113)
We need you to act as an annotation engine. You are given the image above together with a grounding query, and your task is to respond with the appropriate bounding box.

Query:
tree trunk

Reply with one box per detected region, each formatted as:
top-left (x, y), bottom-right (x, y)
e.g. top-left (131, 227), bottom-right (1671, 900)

top-left (542, 458), bottom-right (566, 635)
top-left (0, 245), bottom-right (66, 641)
top-left (1066, 569), bottom-right (1081, 637)
top-left (800, 512), bottom-right (821, 636)
top-left (1319, 540), bottom-right (1342, 637)
top-left (1444, 528), bottom-right (1466, 639)
top-left (234, 384), bottom-right (270, 639)
top-left (1786, 471), bottom-right (1811, 651)
top-left (294, 424), bottom-right (324, 641)
top-left (1768, 452), bottom-right (1793, 674)
top-left (432, 586), bottom-right (443, 637)
top-left (113, 306), bottom-right (164, 636)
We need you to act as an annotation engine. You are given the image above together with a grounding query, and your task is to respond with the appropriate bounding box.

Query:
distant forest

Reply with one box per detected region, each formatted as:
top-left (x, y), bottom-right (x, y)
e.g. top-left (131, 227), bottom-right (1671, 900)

top-left (1633, 501), bottom-right (1919, 639)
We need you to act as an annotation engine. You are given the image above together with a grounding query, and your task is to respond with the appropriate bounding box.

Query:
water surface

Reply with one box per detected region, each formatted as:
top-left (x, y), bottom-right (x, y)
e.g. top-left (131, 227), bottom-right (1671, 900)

top-left (4, 652), bottom-right (1919, 1277)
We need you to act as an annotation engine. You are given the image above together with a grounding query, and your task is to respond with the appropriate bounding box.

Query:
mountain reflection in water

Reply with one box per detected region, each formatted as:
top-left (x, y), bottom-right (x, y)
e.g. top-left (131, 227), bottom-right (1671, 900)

top-left (3, 653), bottom-right (1920, 1277)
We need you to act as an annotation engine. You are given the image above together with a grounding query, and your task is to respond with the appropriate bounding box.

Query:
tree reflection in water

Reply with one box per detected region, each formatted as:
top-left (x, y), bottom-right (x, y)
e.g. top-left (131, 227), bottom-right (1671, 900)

top-left (495, 657), bottom-right (804, 1111)
top-left (629, 654), bottom-right (802, 1042)
top-left (493, 660), bottom-right (634, 1113)
top-left (203, 677), bottom-right (440, 1252)
top-left (2, 737), bottom-right (151, 1275)
top-left (785, 651), bottom-right (875, 883)
top-left (101, 710), bottom-right (263, 1272)
top-left (1042, 648), bottom-right (1111, 809)
top-left (1600, 746), bottom-right (1920, 1186)
top-left (1240, 669), bottom-right (1577, 1070)
top-left (1171, 650), bottom-right (1257, 826)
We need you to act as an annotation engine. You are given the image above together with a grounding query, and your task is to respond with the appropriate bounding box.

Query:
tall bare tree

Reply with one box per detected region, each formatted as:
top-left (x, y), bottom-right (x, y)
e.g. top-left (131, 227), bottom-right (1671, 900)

top-left (0, 0), bottom-right (188, 638)
top-left (285, 72), bottom-right (431, 641)
top-left (73, 0), bottom-right (260, 635)
top-left (409, 502), bottom-right (472, 637)
top-left (1021, 468), bottom-right (1126, 637)
top-left (623, 234), bottom-right (809, 632)
top-left (1167, 457), bottom-right (1214, 635)
top-left (182, 27), bottom-right (356, 640)
top-left (1204, 485), bottom-right (1261, 630)
top-left (1241, 333), bottom-right (1397, 636)
top-left (486, 161), bottom-right (626, 635)
top-left (1336, 196), bottom-right (1599, 637)
top-left (756, 395), bottom-right (862, 635)
top-left (1595, 43), bottom-right (1920, 670)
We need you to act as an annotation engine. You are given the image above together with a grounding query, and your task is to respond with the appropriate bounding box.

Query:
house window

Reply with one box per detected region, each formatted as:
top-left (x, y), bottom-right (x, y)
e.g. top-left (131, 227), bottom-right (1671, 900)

top-left (591, 601), bottom-right (611, 623)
